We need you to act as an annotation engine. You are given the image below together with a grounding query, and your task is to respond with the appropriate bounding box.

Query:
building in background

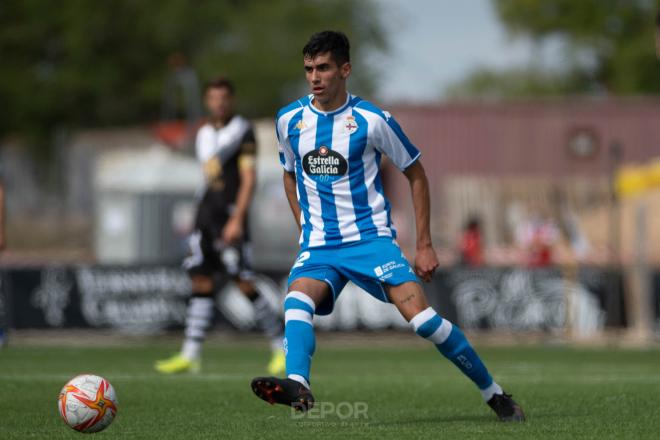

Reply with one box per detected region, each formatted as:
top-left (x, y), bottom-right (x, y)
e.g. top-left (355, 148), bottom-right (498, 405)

top-left (383, 98), bottom-right (660, 266)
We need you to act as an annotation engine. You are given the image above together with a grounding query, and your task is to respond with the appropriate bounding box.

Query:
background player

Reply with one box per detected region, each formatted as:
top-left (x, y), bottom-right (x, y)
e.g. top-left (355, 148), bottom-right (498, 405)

top-left (0, 164), bottom-right (6, 348)
top-left (156, 77), bottom-right (285, 375)
top-left (251, 31), bottom-right (524, 422)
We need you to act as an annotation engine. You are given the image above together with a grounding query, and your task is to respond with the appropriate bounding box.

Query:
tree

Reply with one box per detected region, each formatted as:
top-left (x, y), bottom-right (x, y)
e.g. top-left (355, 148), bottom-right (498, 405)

top-left (449, 0), bottom-right (660, 99)
top-left (0, 0), bottom-right (386, 153)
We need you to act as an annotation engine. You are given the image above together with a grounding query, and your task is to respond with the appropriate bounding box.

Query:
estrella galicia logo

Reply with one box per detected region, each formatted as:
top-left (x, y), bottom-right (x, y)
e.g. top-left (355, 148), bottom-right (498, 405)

top-left (303, 146), bottom-right (348, 183)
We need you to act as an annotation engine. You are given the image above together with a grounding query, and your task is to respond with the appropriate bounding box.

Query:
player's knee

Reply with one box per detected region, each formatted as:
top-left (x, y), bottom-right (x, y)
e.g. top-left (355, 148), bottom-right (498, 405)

top-left (406, 303), bottom-right (429, 319)
top-left (190, 275), bottom-right (214, 295)
top-left (284, 291), bottom-right (316, 325)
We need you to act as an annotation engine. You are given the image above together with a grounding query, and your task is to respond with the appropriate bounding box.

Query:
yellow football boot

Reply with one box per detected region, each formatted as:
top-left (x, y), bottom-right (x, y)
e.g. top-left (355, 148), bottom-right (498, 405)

top-left (155, 354), bottom-right (201, 374)
top-left (267, 349), bottom-right (286, 376)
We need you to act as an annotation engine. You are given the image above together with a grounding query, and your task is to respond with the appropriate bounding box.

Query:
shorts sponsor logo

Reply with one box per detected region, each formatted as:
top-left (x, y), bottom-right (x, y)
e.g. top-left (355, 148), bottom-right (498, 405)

top-left (373, 261), bottom-right (408, 281)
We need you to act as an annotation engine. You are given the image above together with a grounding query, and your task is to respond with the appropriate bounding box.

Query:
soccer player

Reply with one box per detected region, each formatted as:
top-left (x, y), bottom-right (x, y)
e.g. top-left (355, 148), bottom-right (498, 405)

top-left (251, 31), bottom-right (524, 422)
top-left (0, 165), bottom-right (6, 348)
top-left (156, 77), bottom-right (285, 375)
top-left (0, 166), bottom-right (4, 254)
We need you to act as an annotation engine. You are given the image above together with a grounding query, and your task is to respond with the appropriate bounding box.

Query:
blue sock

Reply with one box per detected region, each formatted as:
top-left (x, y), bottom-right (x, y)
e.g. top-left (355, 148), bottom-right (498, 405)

top-left (283, 291), bottom-right (316, 388)
top-left (411, 307), bottom-right (503, 400)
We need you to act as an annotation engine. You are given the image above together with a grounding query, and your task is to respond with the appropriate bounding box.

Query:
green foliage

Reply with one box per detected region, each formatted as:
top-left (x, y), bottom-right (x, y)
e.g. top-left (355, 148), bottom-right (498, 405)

top-left (447, 67), bottom-right (590, 100)
top-left (0, 0), bottom-right (385, 145)
top-left (451, 0), bottom-right (660, 99)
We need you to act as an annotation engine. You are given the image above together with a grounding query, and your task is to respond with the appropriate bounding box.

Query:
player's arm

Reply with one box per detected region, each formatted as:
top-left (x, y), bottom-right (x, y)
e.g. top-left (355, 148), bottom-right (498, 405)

top-left (283, 170), bottom-right (301, 232)
top-left (370, 109), bottom-right (439, 281)
top-left (222, 159), bottom-right (256, 243)
top-left (276, 113), bottom-right (300, 232)
top-left (222, 136), bottom-right (257, 244)
top-left (403, 159), bottom-right (439, 282)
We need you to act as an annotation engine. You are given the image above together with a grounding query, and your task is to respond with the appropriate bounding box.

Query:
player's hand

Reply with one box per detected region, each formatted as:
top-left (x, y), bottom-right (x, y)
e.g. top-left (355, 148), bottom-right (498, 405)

top-left (221, 217), bottom-right (243, 244)
top-left (415, 245), bottom-right (439, 282)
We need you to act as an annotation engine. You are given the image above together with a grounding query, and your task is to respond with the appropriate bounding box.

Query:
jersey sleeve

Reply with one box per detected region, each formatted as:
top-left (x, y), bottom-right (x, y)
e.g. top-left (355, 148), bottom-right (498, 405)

top-left (372, 112), bottom-right (421, 171)
top-left (195, 117), bottom-right (251, 163)
top-left (194, 127), bottom-right (209, 163)
top-left (276, 116), bottom-right (295, 172)
top-left (238, 126), bottom-right (257, 171)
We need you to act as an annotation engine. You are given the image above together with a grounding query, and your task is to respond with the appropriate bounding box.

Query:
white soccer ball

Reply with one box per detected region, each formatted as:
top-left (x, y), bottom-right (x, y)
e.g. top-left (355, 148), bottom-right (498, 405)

top-left (58, 374), bottom-right (118, 433)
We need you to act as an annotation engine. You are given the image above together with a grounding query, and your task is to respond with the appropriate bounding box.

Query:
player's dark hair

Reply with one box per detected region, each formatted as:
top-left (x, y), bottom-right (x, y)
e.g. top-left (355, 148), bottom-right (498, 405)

top-left (302, 31), bottom-right (350, 66)
top-left (466, 216), bottom-right (481, 231)
top-left (205, 76), bottom-right (235, 95)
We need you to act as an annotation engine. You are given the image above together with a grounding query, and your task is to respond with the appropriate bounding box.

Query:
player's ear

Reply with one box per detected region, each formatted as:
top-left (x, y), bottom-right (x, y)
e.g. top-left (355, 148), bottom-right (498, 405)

top-left (340, 62), bottom-right (351, 79)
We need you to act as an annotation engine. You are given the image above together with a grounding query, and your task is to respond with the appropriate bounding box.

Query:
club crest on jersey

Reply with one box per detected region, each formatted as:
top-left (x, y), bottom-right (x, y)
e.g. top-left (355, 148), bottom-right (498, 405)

top-left (303, 146), bottom-right (348, 183)
top-left (344, 115), bottom-right (359, 134)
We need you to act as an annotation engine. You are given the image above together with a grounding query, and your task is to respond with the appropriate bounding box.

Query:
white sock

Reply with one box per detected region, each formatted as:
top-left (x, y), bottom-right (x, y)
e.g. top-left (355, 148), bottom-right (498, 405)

top-left (270, 337), bottom-right (283, 352)
top-left (181, 339), bottom-right (202, 361)
top-left (480, 382), bottom-right (503, 401)
top-left (181, 296), bottom-right (214, 360)
top-left (288, 374), bottom-right (310, 390)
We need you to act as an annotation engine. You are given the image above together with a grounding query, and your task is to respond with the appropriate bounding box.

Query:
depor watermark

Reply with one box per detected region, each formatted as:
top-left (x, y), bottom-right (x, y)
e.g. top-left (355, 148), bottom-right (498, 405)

top-left (290, 401), bottom-right (369, 421)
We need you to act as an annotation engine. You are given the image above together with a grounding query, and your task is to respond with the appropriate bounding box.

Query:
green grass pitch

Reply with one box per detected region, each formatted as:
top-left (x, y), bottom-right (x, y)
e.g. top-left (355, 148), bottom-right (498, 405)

top-left (1, 336), bottom-right (660, 439)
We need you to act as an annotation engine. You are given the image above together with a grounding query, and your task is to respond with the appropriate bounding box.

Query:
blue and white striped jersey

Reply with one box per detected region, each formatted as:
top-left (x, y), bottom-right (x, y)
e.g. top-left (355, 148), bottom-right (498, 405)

top-left (276, 93), bottom-right (421, 248)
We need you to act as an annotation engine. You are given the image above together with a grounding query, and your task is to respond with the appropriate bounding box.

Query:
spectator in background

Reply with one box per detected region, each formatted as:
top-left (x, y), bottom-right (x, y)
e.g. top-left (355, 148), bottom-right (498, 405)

top-left (458, 216), bottom-right (483, 266)
top-left (515, 208), bottom-right (560, 268)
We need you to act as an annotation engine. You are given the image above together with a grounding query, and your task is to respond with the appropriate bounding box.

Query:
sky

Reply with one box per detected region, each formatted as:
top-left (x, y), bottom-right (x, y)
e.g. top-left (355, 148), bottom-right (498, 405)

top-left (370, 0), bottom-right (558, 103)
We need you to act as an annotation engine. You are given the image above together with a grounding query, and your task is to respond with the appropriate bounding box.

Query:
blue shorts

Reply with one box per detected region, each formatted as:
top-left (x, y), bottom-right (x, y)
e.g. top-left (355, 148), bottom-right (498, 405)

top-left (287, 237), bottom-right (419, 315)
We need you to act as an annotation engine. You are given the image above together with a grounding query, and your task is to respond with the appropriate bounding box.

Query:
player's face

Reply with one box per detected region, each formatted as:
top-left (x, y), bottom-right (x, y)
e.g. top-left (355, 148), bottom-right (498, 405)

top-left (304, 52), bottom-right (351, 107)
top-left (205, 87), bottom-right (234, 121)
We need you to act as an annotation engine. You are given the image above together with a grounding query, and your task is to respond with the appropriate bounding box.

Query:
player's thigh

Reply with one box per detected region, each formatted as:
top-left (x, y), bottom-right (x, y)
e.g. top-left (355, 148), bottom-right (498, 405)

top-left (342, 238), bottom-right (420, 309)
top-left (385, 281), bottom-right (430, 322)
top-left (234, 277), bottom-right (256, 298)
top-left (288, 247), bottom-right (347, 313)
top-left (289, 277), bottom-right (332, 309)
top-left (190, 274), bottom-right (214, 294)
top-left (184, 228), bottom-right (220, 294)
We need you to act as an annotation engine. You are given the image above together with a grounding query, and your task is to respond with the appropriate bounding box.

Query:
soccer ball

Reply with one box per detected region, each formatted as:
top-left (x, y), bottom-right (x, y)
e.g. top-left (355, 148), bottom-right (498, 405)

top-left (58, 374), bottom-right (118, 433)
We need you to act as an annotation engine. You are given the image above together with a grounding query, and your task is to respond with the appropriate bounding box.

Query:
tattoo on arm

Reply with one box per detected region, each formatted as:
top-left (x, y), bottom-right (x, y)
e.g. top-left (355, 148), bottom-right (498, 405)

top-left (399, 294), bottom-right (416, 304)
